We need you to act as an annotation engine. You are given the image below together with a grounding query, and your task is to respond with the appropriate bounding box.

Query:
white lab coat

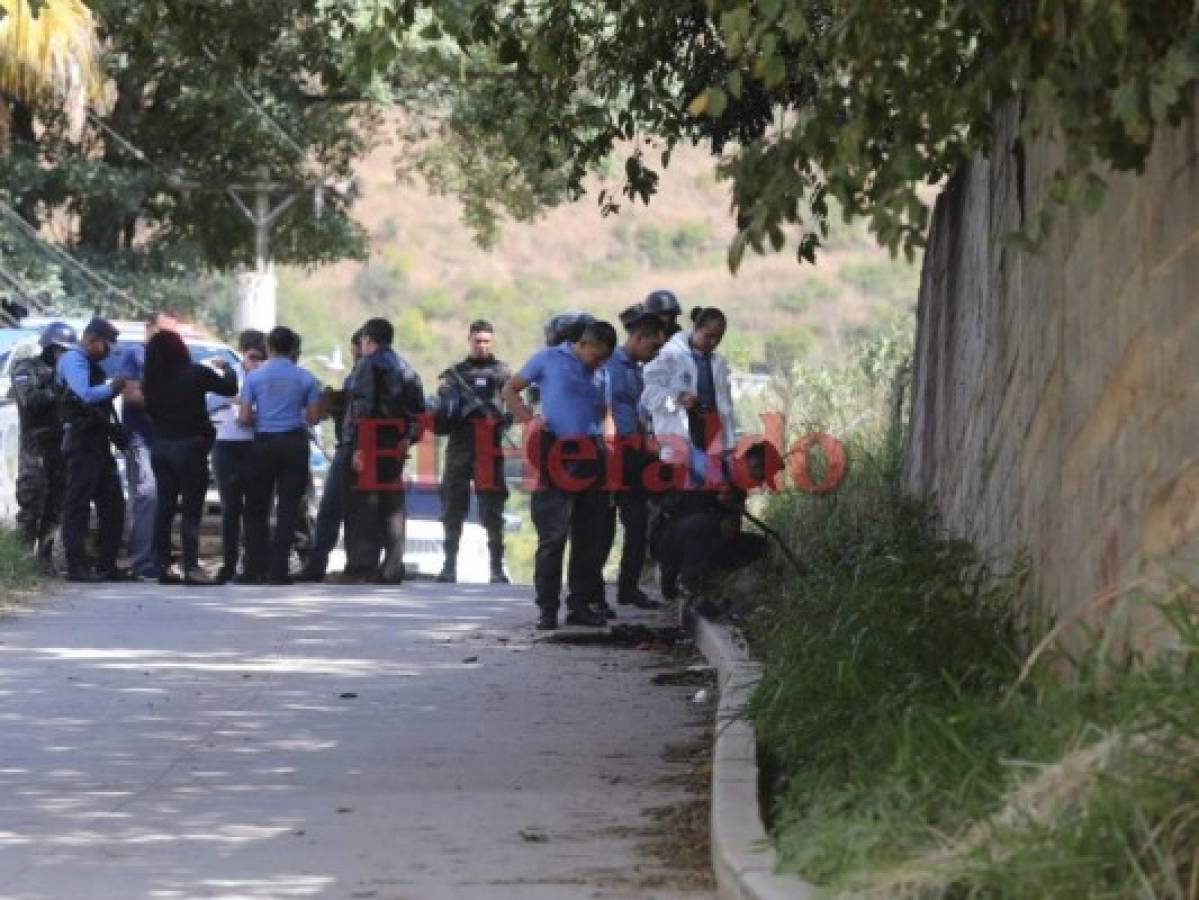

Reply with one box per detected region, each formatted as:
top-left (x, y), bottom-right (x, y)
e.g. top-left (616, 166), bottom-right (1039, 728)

top-left (641, 329), bottom-right (736, 463)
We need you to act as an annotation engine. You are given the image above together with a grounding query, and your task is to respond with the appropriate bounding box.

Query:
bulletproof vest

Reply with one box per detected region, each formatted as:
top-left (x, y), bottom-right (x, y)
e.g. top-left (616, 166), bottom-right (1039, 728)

top-left (58, 351), bottom-right (114, 436)
top-left (446, 357), bottom-right (508, 418)
top-left (12, 355), bottom-right (60, 433)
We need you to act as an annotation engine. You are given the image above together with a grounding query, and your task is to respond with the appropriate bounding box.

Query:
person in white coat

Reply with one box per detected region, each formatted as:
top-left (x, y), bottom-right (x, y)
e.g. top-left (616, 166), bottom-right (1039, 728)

top-left (641, 306), bottom-right (736, 475)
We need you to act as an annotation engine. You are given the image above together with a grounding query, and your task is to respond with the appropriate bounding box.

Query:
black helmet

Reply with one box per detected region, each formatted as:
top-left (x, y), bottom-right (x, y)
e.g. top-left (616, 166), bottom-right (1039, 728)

top-left (544, 311), bottom-right (596, 346)
top-left (38, 321), bottom-right (78, 351)
top-left (644, 289), bottom-right (681, 317)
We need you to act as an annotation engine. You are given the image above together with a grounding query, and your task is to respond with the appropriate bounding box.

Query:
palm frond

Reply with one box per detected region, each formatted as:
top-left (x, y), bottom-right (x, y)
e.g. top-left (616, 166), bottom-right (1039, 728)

top-left (0, 0), bottom-right (103, 134)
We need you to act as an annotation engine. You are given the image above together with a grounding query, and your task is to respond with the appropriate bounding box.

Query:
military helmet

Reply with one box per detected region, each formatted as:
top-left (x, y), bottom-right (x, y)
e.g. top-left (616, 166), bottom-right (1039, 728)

top-left (644, 289), bottom-right (681, 317)
top-left (38, 321), bottom-right (78, 351)
top-left (543, 311), bottom-right (597, 346)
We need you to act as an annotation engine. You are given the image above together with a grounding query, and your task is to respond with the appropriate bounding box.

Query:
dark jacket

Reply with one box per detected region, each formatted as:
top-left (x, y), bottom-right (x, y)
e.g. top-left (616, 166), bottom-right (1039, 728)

top-left (146, 363), bottom-right (238, 441)
top-left (12, 350), bottom-right (61, 442)
top-left (437, 355), bottom-right (510, 445)
top-left (345, 347), bottom-right (426, 447)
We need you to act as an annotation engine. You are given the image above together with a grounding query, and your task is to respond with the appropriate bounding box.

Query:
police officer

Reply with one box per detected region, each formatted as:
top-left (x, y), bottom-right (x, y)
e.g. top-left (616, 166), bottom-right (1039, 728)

top-left (299, 328), bottom-right (363, 582)
top-left (238, 326), bottom-right (323, 585)
top-left (435, 319), bottom-right (511, 584)
top-left (600, 304), bottom-right (667, 610)
top-left (502, 321), bottom-right (617, 630)
top-left (644, 289), bottom-right (683, 337)
top-left (57, 317), bottom-right (130, 582)
top-left (12, 322), bottom-right (75, 573)
top-left (340, 317), bottom-right (426, 584)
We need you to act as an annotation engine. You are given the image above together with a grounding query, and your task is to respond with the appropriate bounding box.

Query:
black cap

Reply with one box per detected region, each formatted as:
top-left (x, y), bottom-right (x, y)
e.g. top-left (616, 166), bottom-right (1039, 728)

top-left (644, 289), bottom-right (681, 316)
top-left (82, 316), bottom-right (119, 343)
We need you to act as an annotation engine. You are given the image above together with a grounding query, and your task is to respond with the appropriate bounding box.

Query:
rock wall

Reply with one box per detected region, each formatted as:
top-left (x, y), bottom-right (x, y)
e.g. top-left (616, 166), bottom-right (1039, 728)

top-left (905, 96), bottom-right (1199, 630)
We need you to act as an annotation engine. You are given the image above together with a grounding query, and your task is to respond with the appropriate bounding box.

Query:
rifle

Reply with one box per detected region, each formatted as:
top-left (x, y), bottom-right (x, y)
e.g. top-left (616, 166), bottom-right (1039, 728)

top-left (445, 367), bottom-right (519, 448)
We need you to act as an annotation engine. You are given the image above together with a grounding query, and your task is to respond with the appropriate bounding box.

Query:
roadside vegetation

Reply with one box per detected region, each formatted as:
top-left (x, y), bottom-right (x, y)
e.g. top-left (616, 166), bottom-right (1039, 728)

top-left (0, 527), bottom-right (40, 607)
top-left (741, 336), bottom-right (1199, 897)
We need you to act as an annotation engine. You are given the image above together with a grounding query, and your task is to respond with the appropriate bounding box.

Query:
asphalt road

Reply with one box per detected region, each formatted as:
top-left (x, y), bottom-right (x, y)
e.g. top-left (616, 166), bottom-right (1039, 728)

top-left (0, 581), bottom-right (715, 900)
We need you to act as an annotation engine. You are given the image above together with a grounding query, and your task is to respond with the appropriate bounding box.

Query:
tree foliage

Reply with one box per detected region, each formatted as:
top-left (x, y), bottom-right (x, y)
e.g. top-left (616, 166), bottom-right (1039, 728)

top-left (0, 0), bottom-right (377, 311)
top-left (340, 0), bottom-right (1199, 267)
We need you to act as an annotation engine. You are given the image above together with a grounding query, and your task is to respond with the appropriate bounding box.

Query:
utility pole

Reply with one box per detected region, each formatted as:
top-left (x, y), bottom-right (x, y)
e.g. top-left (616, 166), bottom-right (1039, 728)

top-left (226, 164), bottom-right (311, 332)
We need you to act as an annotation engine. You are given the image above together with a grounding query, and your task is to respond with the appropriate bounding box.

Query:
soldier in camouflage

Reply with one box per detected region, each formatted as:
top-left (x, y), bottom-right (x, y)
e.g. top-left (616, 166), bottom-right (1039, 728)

top-left (435, 320), bottom-right (511, 584)
top-left (12, 322), bottom-right (77, 573)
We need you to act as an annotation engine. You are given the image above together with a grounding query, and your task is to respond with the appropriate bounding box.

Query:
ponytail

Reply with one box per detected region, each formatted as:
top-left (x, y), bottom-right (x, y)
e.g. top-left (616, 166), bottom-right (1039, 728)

top-left (690, 306), bottom-right (727, 330)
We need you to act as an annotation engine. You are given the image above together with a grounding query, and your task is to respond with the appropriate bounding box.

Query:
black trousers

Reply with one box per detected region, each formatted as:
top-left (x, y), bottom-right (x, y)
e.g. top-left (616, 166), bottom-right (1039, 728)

top-left (244, 430), bottom-right (309, 581)
top-left (305, 445), bottom-right (348, 576)
top-left (343, 488), bottom-right (406, 580)
top-left (601, 448), bottom-right (652, 599)
top-left (212, 440), bottom-right (252, 575)
top-left (151, 435), bottom-right (211, 572)
top-left (531, 484), bottom-right (609, 613)
top-left (658, 513), bottom-right (769, 587)
top-left (61, 441), bottom-right (125, 574)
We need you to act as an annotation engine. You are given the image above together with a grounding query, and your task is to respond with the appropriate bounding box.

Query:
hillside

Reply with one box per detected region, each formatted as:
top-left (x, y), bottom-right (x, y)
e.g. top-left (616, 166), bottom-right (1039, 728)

top-left (272, 128), bottom-right (919, 387)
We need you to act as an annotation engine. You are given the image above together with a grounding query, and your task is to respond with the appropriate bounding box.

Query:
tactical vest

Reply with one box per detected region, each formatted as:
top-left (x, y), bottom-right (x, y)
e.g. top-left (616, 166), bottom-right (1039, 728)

top-left (444, 357), bottom-right (509, 419)
top-left (12, 355), bottom-right (60, 434)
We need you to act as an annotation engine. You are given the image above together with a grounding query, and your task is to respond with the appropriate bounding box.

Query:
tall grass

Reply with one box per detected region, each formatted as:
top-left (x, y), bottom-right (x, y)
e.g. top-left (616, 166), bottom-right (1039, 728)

top-left (0, 527), bottom-right (39, 601)
top-left (739, 329), bottom-right (1199, 897)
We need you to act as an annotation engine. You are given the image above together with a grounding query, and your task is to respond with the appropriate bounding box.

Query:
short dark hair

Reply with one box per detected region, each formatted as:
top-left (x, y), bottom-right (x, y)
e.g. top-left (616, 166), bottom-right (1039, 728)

top-left (628, 315), bottom-right (665, 339)
top-left (360, 317), bottom-right (394, 346)
top-left (580, 321), bottom-right (618, 351)
top-left (237, 329), bottom-right (266, 354)
top-left (267, 325), bottom-right (300, 357)
top-left (469, 319), bottom-right (494, 335)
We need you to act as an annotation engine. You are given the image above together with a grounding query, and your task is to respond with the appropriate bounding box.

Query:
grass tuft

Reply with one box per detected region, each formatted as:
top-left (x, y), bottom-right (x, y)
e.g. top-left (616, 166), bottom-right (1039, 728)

top-left (0, 527), bottom-right (39, 605)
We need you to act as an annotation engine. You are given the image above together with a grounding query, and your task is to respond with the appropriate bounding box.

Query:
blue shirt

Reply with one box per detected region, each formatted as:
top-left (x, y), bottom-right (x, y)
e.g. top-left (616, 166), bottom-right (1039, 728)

top-left (692, 349), bottom-right (716, 409)
top-left (57, 347), bottom-right (114, 405)
top-left (116, 343), bottom-right (153, 438)
top-left (518, 343), bottom-right (606, 438)
top-left (241, 357), bottom-right (321, 434)
top-left (604, 347), bottom-right (644, 437)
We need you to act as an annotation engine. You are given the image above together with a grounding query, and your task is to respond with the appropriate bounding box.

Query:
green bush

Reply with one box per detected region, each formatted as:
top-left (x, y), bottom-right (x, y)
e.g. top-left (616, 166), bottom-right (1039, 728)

top-left (772, 276), bottom-right (838, 314)
top-left (575, 257), bottom-right (638, 287)
top-left (837, 258), bottom-right (919, 303)
top-left (0, 528), bottom-right (38, 597)
top-left (414, 287), bottom-right (454, 320)
top-left (763, 326), bottom-right (817, 374)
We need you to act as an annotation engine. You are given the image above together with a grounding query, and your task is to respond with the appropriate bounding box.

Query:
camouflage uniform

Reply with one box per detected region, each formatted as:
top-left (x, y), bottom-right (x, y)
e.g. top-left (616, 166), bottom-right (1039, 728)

top-left (12, 351), bottom-right (65, 569)
top-left (437, 356), bottom-right (511, 579)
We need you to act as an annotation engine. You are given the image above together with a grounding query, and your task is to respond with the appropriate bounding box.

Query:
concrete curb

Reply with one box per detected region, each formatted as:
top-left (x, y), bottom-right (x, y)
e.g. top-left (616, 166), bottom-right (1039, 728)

top-left (692, 612), bottom-right (816, 900)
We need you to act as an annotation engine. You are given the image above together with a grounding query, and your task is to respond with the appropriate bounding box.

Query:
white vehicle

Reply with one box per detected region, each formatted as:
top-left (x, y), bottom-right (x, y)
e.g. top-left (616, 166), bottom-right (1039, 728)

top-left (400, 479), bottom-right (515, 583)
top-left (0, 324), bottom-right (327, 525)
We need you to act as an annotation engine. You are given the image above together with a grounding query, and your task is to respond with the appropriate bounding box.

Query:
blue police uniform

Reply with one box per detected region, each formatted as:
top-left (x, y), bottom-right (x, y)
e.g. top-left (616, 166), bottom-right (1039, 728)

top-left (601, 346), bottom-right (657, 606)
top-left (518, 342), bottom-right (610, 622)
top-left (57, 341), bottom-right (127, 579)
top-left (240, 357), bottom-right (322, 582)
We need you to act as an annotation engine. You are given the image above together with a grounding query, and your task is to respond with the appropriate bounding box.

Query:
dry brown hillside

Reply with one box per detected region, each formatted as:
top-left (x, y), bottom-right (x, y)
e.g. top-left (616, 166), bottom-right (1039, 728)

top-left (278, 128), bottom-right (919, 385)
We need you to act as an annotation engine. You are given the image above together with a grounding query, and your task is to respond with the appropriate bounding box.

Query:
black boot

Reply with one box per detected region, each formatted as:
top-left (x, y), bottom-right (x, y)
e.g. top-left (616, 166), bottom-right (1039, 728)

top-left (487, 536), bottom-right (508, 584)
top-left (437, 532), bottom-right (459, 583)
